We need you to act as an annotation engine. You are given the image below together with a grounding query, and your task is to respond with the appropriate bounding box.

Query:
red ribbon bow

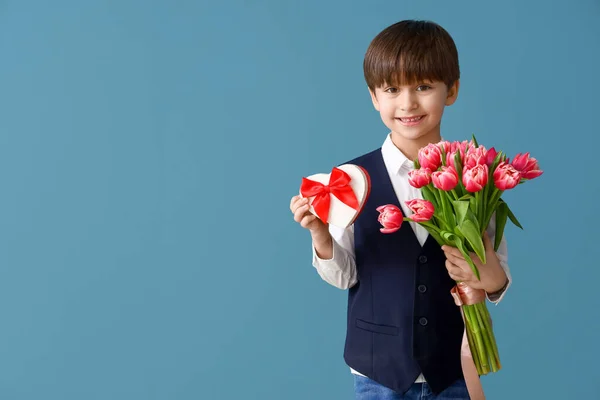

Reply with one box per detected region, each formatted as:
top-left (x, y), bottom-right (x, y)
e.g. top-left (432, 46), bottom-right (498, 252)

top-left (300, 167), bottom-right (359, 223)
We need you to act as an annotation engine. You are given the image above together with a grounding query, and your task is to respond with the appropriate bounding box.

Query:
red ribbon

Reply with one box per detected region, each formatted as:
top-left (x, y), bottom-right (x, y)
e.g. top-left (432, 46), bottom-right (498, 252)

top-left (300, 167), bottom-right (359, 223)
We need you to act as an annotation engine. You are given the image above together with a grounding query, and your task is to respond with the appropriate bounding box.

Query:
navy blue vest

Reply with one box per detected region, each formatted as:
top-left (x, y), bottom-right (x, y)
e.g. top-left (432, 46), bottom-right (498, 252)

top-left (342, 148), bottom-right (465, 395)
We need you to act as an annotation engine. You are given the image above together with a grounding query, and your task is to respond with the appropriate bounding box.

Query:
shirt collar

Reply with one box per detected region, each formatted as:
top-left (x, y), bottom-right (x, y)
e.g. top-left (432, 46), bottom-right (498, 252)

top-left (381, 133), bottom-right (414, 175)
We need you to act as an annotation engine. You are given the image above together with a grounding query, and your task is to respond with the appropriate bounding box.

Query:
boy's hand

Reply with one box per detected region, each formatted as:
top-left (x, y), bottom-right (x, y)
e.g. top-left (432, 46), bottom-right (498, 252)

top-left (290, 195), bottom-right (329, 236)
top-left (441, 232), bottom-right (507, 294)
top-left (290, 195), bottom-right (333, 259)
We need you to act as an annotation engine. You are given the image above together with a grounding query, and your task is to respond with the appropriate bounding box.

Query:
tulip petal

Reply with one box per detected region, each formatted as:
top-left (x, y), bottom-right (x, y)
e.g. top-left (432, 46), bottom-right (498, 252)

top-left (523, 170), bottom-right (543, 179)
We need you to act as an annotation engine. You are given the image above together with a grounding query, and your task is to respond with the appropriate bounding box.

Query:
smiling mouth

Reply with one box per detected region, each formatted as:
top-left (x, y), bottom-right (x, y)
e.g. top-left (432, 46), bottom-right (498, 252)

top-left (397, 115), bottom-right (424, 123)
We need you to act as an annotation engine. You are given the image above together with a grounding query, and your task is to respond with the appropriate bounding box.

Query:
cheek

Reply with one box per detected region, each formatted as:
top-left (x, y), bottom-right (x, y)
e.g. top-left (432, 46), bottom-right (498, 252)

top-left (379, 101), bottom-right (397, 117)
top-left (422, 96), bottom-right (446, 114)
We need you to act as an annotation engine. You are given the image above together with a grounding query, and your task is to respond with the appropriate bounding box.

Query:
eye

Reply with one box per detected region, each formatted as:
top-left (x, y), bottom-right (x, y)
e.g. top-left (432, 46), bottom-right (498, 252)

top-left (416, 85), bottom-right (432, 91)
top-left (384, 87), bottom-right (398, 94)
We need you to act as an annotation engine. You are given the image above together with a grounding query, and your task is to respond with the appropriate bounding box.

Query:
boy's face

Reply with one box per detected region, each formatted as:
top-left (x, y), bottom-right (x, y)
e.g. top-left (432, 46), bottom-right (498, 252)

top-left (369, 79), bottom-right (459, 144)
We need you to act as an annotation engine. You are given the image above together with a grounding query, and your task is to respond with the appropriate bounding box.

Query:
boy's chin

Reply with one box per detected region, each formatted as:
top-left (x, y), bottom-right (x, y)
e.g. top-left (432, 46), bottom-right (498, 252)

top-left (390, 129), bottom-right (440, 142)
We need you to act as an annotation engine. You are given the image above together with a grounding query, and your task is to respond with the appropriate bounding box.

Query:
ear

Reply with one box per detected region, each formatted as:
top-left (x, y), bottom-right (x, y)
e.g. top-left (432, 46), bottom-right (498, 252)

top-left (369, 88), bottom-right (380, 111)
top-left (445, 80), bottom-right (460, 106)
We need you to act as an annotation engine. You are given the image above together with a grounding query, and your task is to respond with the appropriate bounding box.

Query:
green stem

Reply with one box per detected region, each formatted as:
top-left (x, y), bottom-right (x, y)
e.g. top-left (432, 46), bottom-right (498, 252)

top-left (431, 190), bottom-right (452, 232)
top-left (475, 190), bottom-right (482, 230)
top-left (477, 302), bottom-right (501, 370)
top-left (418, 220), bottom-right (441, 234)
top-left (483, 187), bottom-right (503, 231)
top-left (435, 189), bottom-right (444, 214)
top-left (450, 188), bottom-right (460, 201)
top-left (474, 302), bottom-right (497, 373)
top-left (432, 215), bottom-right (450, 232)
top-left (464, 305), bottom-right (489, 374)
top-left (416, 220), bottom-right (447, 246)
top-left (481, 183), bottom-right (489, 234)
top-left (430, 185), bottom-right (441, 208)
top-left (465, 318), bottom-right (483, 375)
top-left (443, 190), bottom-right (457, 226)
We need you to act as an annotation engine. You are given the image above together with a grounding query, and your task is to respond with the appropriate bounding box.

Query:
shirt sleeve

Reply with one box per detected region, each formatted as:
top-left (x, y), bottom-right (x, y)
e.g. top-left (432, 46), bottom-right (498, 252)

top-left (311, 224), bottom-right (358, 290)
top-left (485, 213), bottom-right (512, 304)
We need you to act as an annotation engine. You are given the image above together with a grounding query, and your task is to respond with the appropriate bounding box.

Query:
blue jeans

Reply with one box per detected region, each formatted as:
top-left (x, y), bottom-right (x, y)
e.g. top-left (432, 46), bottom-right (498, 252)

top-left (354, 375), bottom-right (470, 400)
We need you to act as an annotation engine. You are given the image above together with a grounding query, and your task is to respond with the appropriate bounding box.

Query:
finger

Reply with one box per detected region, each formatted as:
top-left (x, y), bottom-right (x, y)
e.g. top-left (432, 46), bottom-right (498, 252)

top-left (451, 258), bottom-right (477, 277)
top-left (291, 197), bottom-right (309, 214)
top-left (293, 204), bottom-right (310, 222)
top-left (290, 195), bottom-right (300, 210)
top-left (300, 214), bottom-right (317, 229)
top-left (442, 245), bottom-right (462, 259)
top-left (447, 270), bottom-right (465, 281)
top-left (291, 195), bottom-right (306, 212)
top-left (459, 269), bottom-right (476, 282)
top-left (447, 261), bottom-right (476, 282)
top-left (444, 251), bottom-right (466, 268)
top-left (445, 260), bottom-right (466, 281)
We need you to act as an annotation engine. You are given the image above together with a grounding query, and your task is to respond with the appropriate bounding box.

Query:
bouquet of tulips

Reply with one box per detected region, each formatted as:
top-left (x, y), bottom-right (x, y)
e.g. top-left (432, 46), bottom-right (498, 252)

top-left (377, 135), bottom-right (542, 376)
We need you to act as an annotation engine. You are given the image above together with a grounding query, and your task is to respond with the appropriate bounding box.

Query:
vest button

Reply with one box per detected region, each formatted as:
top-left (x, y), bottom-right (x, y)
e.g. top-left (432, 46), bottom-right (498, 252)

top-left (419, 255), bottom-right (428, 264)
top-left (418, 285), bottom-right (427, 293)
top-left (419, 317), bottom-right (428, 326)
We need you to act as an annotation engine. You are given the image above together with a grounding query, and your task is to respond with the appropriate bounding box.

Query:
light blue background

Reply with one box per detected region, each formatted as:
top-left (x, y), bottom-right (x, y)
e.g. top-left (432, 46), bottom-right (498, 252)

top-left (0, 1), bottom-right (598, 399)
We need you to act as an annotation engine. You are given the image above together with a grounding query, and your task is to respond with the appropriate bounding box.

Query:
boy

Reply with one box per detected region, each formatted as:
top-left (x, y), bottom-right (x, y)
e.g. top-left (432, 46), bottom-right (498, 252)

top-left (290, 20), bottom-right (511, 399)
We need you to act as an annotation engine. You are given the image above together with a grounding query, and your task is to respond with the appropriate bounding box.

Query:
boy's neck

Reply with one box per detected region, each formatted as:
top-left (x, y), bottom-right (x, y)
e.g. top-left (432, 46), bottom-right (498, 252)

top-left (390, 131), bottom-right (442, 161)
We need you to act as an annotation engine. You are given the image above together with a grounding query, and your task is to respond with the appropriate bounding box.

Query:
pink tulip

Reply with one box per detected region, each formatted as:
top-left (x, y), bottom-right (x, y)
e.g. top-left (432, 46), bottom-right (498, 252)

top-left (405, 199), bottom-right (435, 222)
top-left (418, 144), bottom-right (442, 171)
top-left (511, 152), bottom-right (543, 179)
top-left (511, 152), bottom-right (529, 170)
top-left (493, 162), bottom-right (521, 190)
top-left (448, 140), bottom-right (459, 152)
top-left (437, 140), bottom-right (452, 154)
top-left (486, 147), bottom-right (498, 166)
top-left (431, 166), bottom-right (459, 191)
top-left (447, 140), bottom-right (473, 164)
top-left (455, 140), bottom-right (475, 156)
top-left (376, 204), bottom-right (403, 233)
top-left (463, 164), bottom-right (489, 192)
top-left (446, 150), bottom-right (461, 169)
top-left (408, 168), bottom-right (432, 188)
top-left (464, 146), bottom-right (487, 169)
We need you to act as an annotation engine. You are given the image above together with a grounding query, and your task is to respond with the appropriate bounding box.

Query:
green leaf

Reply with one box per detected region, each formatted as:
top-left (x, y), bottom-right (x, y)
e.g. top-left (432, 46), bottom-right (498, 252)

top-left (458, 219), bottom-right (486, 265)
top-left (440, 190), bottom-right (457, 227)
top-left (472, 134), bottom-right (479, 148)
top-left (419, 221), bottom-right (441, 233)
top-left (441, 230), bottom-right (457, 242)
top-left (421, 185), bottom-right (438, 210)
top-left (465, 208), bottom-right (481, 232)
top-left (457, 194), bottom-right (473, 201)
top-left (452, 151), bottom-right (466, 197)
top-left (494, 202), bottom-right (509, 252)
top-left (454, 151), bottom-right (463, 175)
top-left (453, 200), bottom-right (469, 226)
top-left (426, 229), bottom-right (446, 246)
top-left (488, 150), bottom-right (504, 183)
top-left (453, 225), bottom-right (462, 236)
top-left (469, 195), bottom-right (478, 215)
top-left (501, 199), bottom-right (523, 229)
top-left (414, 158), bottom-right (420, 169)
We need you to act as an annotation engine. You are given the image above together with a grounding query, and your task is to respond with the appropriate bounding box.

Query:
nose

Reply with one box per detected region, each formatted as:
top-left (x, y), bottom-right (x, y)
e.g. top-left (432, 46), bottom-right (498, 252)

top-left (399, 90), bottom-right (418, 112)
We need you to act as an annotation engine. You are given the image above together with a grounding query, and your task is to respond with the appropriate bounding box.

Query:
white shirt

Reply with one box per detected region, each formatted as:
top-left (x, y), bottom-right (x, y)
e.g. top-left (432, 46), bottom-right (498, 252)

top-left (311, 133), bottom-right (512, 382)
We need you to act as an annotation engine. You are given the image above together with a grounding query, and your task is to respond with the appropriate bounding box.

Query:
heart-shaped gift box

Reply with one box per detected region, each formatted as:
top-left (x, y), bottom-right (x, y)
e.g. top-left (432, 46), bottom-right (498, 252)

top-left (300, 164), bottom-right (371, 229)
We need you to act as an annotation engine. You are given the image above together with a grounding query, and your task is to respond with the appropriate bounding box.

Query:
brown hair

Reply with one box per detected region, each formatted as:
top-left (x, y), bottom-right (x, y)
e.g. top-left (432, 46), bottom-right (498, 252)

top-left (363, 20), bottom-right (460, 91)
